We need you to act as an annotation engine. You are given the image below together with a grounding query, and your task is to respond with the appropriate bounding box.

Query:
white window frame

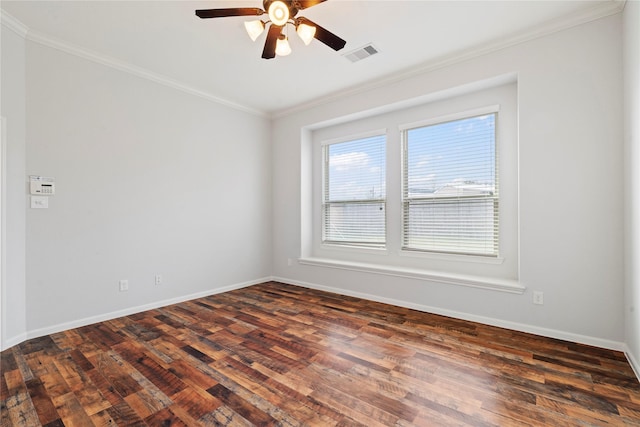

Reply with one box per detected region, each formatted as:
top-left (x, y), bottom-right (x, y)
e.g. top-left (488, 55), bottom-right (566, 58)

top-left (400, 105), bottom-right (500, 257)
top-left (303, 80), bottom-right (520, 293)
top-left (321, 132), bottom-right (387, 248)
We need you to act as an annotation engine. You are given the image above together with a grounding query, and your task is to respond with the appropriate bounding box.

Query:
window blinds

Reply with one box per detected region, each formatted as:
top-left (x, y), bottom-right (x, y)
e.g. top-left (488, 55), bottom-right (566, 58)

top-left (323, 134), bottom-right (386, 247)
top-left (402, 113), bottom-right (498, 256)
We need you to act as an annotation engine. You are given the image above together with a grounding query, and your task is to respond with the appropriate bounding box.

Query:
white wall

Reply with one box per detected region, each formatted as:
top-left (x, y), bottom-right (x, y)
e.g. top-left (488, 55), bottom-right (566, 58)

top-left (273, 15), bottom-right (624, 348)
top-left (624, 0), bottom-right (640, 374)
top-left (1, 23), bottom-right (28, 348)
top-left (22, 41), bottom-right (272, 335)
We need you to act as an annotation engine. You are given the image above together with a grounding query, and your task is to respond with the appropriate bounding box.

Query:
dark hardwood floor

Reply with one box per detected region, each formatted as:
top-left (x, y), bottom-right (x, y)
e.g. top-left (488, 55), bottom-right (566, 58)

top-left (1, 281), bottom-right (639, 426)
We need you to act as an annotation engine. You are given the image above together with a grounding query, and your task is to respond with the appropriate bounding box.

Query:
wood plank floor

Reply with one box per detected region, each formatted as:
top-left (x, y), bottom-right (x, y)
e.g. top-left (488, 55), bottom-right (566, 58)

top-left (1, 281), bottom-right (639, 426)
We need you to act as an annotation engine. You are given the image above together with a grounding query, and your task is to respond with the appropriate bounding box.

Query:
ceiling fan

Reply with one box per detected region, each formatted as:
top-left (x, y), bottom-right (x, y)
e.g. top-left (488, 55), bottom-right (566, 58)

top-left (195, 0), bottom-right (346, 59)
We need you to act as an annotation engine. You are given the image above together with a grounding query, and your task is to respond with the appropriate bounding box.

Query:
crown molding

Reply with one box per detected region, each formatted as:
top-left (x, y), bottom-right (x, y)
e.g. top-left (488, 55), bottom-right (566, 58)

top-left (0, 8), bottom-right (266, 117)
top-left (26, 29), bottom-right (267, 117)
top-left (2, 1), bottom-right (626, 120)
top-left (272, 0), bottom-right (626, 118)
top-left (0, 9), bottom-right (28, 37)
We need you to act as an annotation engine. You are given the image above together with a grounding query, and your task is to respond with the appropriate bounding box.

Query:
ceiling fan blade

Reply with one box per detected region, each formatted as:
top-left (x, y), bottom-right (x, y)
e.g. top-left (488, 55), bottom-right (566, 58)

top-left (195, 8), bottom-right (263, 19)
top-left (262, 25), bottom-right (281, 59)
top-left (298, 17), bottom-right (346, 51)
top-left (294, 0), bottom-right (327, 10)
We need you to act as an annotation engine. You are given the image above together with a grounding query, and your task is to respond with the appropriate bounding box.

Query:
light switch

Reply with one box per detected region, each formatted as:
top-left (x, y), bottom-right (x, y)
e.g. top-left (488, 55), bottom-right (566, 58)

top-left (31, 196), bottom-right (49, 209)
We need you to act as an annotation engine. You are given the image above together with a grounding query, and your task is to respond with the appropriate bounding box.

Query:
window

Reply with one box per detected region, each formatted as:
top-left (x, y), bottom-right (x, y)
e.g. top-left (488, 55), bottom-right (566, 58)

top-left (323, 134), bottom-right (386, 247)
top-left (304, 81), bottom-right (519, 291)
top-left (402, 110), bottom-right (498, 256)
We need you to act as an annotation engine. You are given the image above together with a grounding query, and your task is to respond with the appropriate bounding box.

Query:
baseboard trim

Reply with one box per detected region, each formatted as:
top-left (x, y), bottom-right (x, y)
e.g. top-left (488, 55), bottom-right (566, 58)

top-left (1, 332), bottom-right (28, 352)
top-left (623, 344), bottom-right (640, 383)
top-left (271, 276), bottom-right (626, 353)
top-left (3, 276), bottom-right (633, 367)
top-left (20, 277), bottom-right (269, 345)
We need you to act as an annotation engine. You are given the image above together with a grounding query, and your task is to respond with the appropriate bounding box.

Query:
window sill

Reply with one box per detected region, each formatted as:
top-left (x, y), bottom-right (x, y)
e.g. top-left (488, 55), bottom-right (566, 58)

top-left (297, 257), bottom-right (525, 294)
top-left (321, 242), bottom-right (388, 255)
top-left (399, 249), bottom-right (505, 265)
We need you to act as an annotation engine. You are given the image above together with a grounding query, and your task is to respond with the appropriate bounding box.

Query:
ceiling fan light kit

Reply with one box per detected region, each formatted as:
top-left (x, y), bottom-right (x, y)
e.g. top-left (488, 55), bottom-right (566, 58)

top-left (244, 19), bottom-right (265, 41)
top-left (296, 22), bottom-right (316, 45)
top-left (195, 0), bottom-right (346, 59)
top-left (275, 34), bottom-right (292, 56)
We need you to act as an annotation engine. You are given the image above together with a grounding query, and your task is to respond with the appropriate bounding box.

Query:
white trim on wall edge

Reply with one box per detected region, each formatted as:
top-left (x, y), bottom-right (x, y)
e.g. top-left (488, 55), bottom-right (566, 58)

top-left (2, 275), bottom-right (638, 385)
top-left (0, 10), bottom-right (265, 118)
top-left (298, 257), bottom-right (525, 294)
top-left (271, 276), bottom-right (626, 353)
top-left (25, 29), bottom-right (266, 118)
top-left (0, 276), bottom-right (269, 351)
top-left (2, 333), bottom-right (27, 352)
top-left (0, 117), bottom-right (6, 353)
top-left (3, 2), bottom-right (625, 120)
top-left (623, 345), bottom-right (640, 383)
top-left (0, 10), bottom-right (28, 37)
top-left (272, 1), bottom-right (626, 118)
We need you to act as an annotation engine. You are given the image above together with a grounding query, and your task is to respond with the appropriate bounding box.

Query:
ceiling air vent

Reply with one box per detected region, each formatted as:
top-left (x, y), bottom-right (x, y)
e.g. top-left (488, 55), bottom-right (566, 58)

top-left (343, 44), bottom-right (379, 63)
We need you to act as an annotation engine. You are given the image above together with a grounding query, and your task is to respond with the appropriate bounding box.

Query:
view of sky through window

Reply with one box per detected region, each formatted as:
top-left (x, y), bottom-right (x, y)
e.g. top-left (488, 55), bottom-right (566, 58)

top-left (327, 135), bottom-right (386, 202)
top-left (406, 114), bottom-right (496, 198)
top-left (326, 115), bottom-right (495, 203)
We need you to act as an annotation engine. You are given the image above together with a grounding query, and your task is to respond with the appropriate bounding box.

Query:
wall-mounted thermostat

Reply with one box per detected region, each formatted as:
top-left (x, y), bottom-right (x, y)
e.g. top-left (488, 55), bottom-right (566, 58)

top-left (30, 176), bottom-right (55, 195)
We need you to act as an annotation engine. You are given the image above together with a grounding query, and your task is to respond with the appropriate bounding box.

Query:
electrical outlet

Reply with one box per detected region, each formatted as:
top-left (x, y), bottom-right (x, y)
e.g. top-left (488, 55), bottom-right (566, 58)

top-left (119, 279), bottom-right (129, 292)
top-left (533, 291), bottom-right (544, 305)
top-left (287, 258), bottom-right (292, 266)
top-left (155, 274), bottom-right (162, 286)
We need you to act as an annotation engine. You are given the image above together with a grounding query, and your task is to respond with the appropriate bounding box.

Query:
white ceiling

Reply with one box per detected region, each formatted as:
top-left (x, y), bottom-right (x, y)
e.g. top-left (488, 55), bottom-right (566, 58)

top-left (1, 0), bottom-right (622, 116)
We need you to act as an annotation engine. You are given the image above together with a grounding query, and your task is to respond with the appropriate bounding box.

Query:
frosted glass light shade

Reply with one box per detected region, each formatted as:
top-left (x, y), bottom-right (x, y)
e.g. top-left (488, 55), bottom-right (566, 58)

top-left (268, 1), bottom-right (289, 26)
top-left (275, 36), bottom-right (292, 56)
top-left (244, 20), bottom-right (265, 41)
top-left (296, 23), bottom-right (316, 45)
